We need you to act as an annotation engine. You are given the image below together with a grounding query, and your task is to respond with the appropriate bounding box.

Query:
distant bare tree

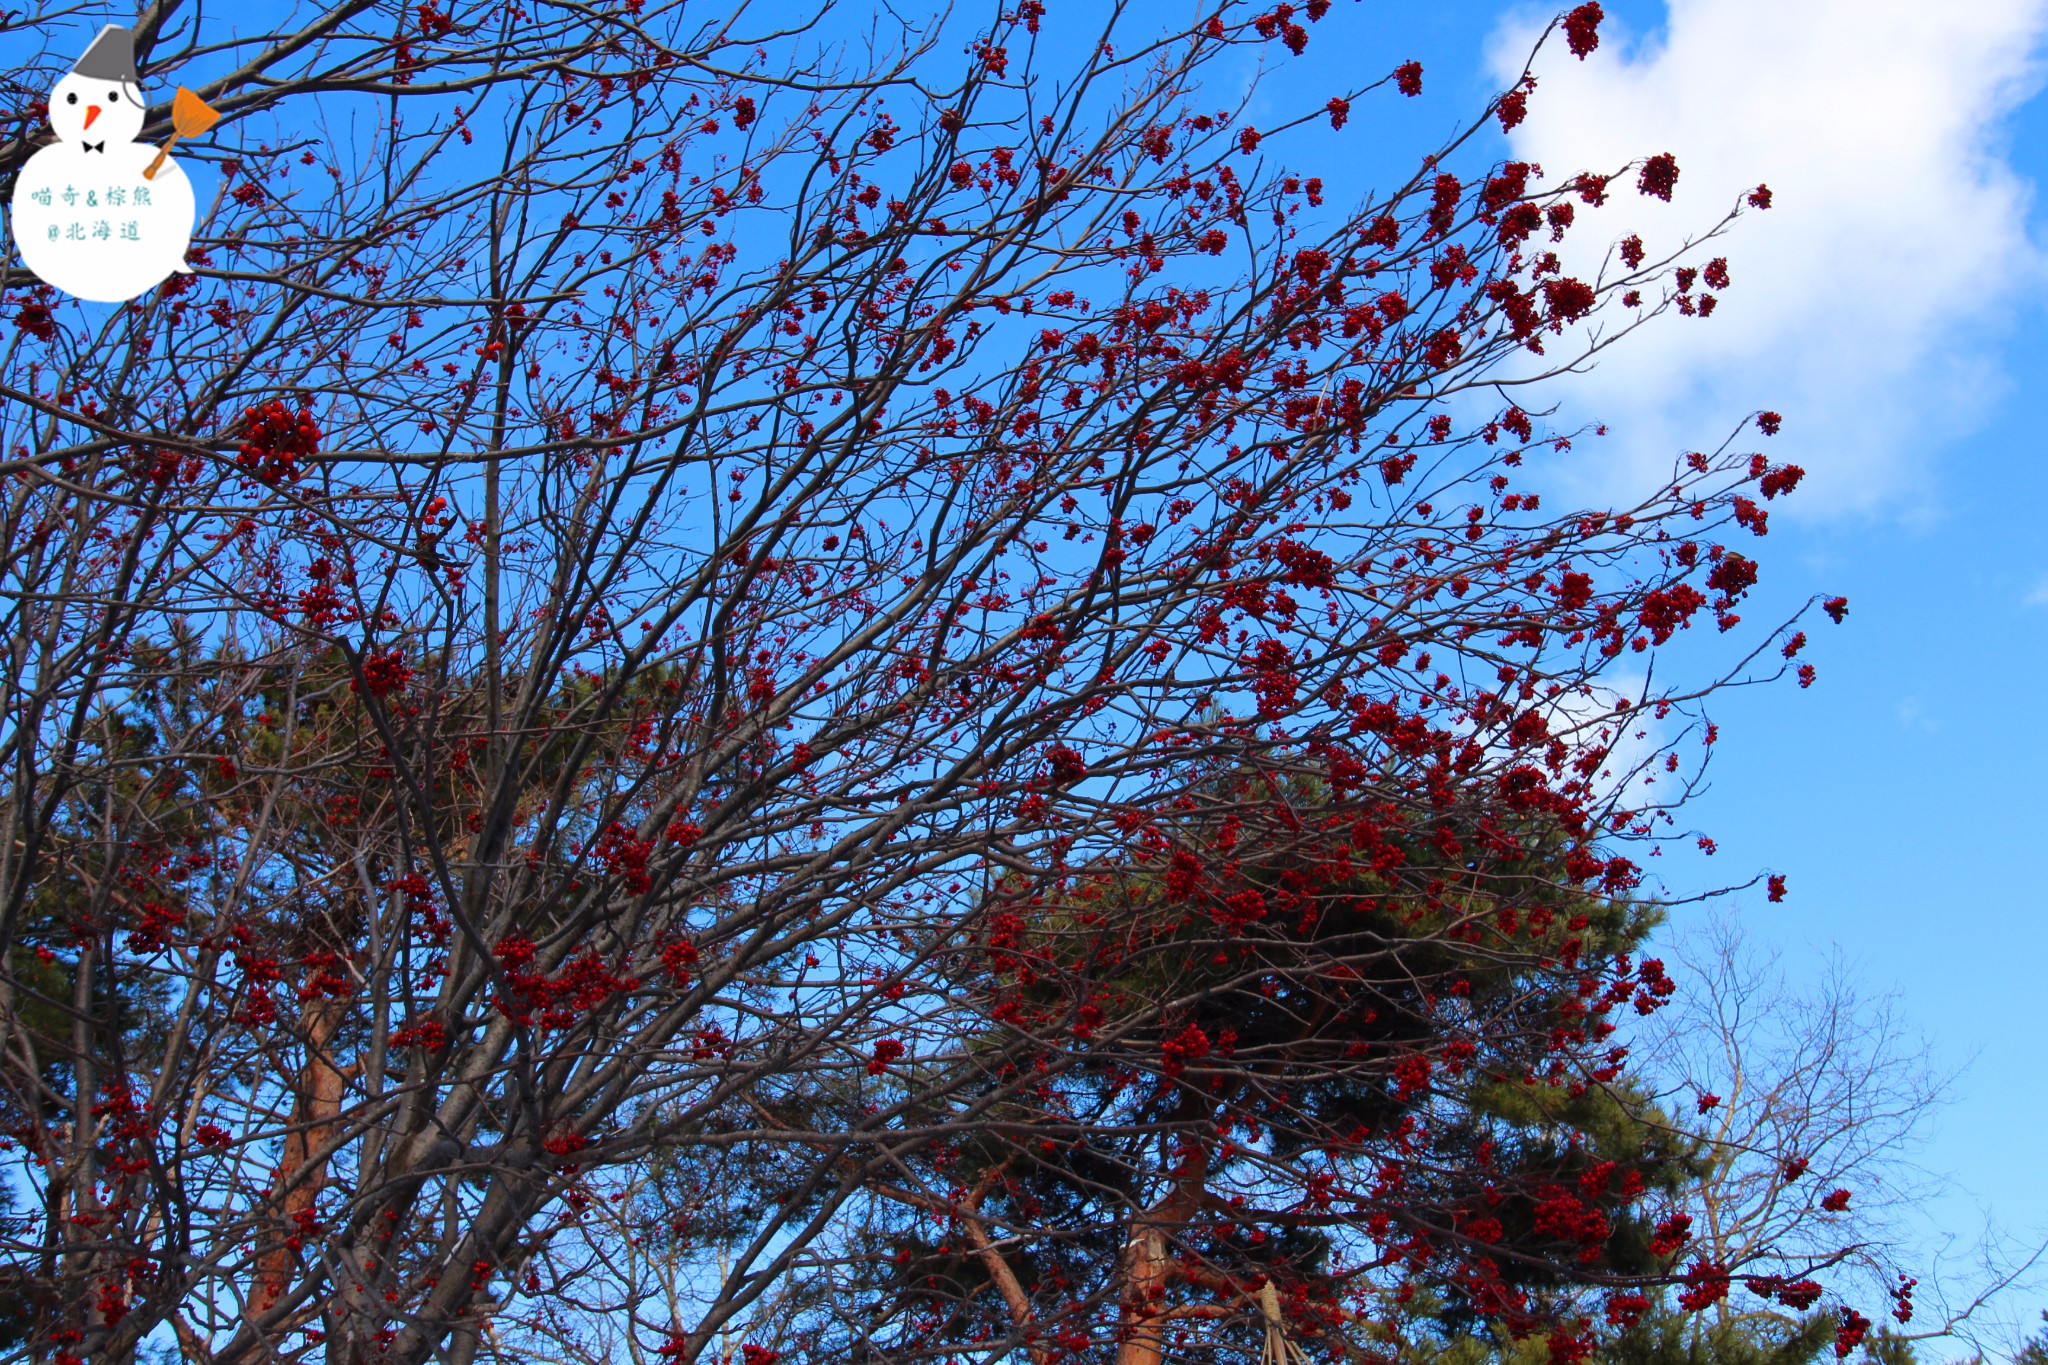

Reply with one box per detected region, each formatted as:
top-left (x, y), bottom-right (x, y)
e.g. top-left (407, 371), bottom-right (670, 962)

top-left (1630, 915), bottom-right (1950, 1340)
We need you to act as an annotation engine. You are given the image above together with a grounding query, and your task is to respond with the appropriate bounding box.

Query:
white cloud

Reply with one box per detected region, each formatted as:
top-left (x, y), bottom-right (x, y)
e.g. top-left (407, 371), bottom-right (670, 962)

top-left (1893, 697), bottom-right (1942, 732)
top-left (1488, 0), bottom-right (2048, 512)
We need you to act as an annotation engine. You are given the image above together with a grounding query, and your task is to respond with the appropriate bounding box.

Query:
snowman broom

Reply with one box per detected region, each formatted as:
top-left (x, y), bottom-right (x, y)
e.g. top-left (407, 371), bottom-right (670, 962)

top-left (143, 87), bottom-right (221, 181)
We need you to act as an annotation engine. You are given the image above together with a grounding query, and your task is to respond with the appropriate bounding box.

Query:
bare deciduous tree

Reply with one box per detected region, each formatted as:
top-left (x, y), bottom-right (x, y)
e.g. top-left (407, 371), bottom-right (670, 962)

top-left (1635, 916), bottom-right (1949, 1319)
top-left (0, 2), bottom-right (1843, 1363)
top-left (1625, 915), bottom-right (2048, 1362)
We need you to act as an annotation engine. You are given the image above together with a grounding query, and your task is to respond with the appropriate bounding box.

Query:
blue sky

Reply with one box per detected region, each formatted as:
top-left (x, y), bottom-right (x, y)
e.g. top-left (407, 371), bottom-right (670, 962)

top-left (1282, 0), bottom-right (2048, 1347)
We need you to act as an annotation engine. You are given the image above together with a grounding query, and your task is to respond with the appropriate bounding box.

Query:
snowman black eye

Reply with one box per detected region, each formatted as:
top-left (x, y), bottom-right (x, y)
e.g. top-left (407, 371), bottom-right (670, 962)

top-left (65, 93), bottom-right (76, 105)
top-left (106, 90), bottom-right (119, 103)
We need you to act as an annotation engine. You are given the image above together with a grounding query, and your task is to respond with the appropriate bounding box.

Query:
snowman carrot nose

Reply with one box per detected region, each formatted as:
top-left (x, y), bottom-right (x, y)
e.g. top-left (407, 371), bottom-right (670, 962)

top-left (83, 105), bottom-right (101, 130)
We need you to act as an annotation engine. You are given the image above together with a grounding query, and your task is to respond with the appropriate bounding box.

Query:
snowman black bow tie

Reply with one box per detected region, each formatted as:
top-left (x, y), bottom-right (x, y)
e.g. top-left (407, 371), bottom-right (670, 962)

top-left (80, 141), bottom-right (105, 153)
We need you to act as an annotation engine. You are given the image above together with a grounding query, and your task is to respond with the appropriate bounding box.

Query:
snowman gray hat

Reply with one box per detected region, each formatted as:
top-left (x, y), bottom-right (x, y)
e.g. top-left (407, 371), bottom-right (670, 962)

top-left (71, 25), bottom-right (140, 85)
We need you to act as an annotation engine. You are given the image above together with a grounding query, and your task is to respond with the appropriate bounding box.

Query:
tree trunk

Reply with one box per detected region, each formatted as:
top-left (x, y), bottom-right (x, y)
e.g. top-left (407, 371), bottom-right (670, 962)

top-left (251, 997), bottom-right (355, 1316)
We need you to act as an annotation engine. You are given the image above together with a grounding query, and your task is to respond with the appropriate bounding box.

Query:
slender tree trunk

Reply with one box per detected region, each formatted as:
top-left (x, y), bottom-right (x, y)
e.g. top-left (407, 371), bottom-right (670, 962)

top-left (1115, 1124), bottom-right (1211, 1365)
top-left (252, 997), bottom-right (355, 1315)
